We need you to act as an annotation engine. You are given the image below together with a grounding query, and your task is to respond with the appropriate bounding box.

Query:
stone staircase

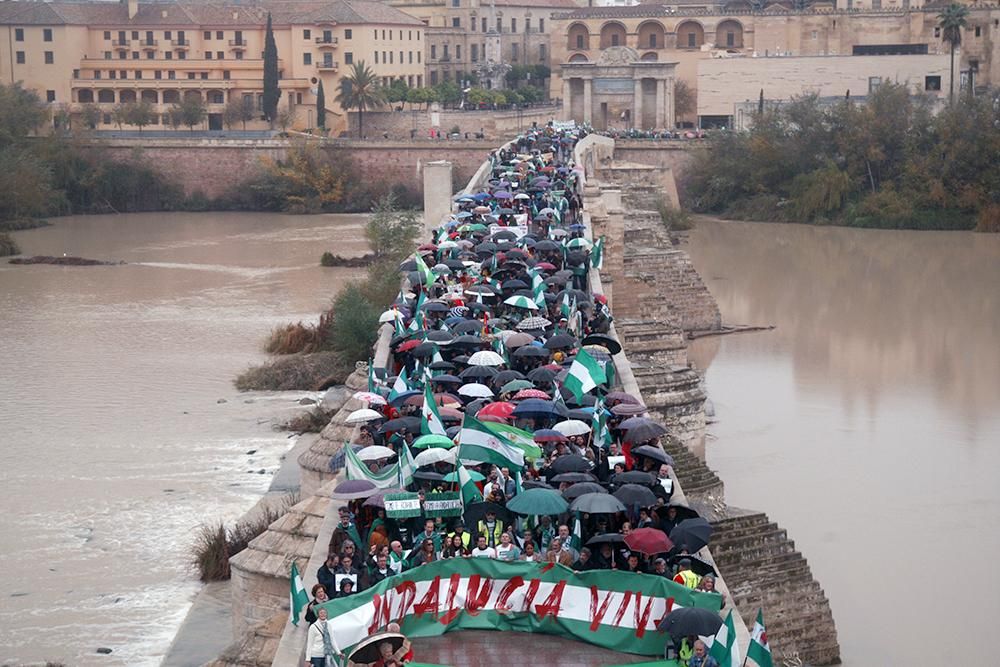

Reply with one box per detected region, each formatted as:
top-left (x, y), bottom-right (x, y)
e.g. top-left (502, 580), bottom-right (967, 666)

top-left (710, 512), bottom-right (842, 666)
top-left (660, 433), bottom-right (724, 502)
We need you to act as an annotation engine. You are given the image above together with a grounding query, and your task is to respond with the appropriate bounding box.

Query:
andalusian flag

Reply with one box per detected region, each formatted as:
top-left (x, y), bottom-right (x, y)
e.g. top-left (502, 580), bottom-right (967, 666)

top-left (414, 253), bottom-right (435, 289)
top-left (591, 403), bottom-right (611, 449)
top-left (388, 368), bottom-right (409, 402)
top-left (458, 414), bottom-right (525, 470)
top-left (531, 270), bottom-right (546, 308)
top-left (482, 421), bottom-right (543, 459)
top-left (367, 358), bottom-right (377, 393)
top-left (457, 465), bottom-right (483, 506)
top-left (560, 291), bottom-right (573, 319)
top-left (708, 609), bottom-right (741, 667)
top-left (591, 236), bottom-right (604, 269)
top-left (397, 441), bottom-right (416, 488)
top-left (748, 609), bottom-right (773, 667)
top-left (564, 348), bottom-right (607, 402)
top-left (421, 383), bottom-right (447, 436)
top-left (345, 444), bottom-right (400, 488)
top-left (289, 562), bottom-right (309, 626)
top-left (570, 512), bottom-right (583, 552)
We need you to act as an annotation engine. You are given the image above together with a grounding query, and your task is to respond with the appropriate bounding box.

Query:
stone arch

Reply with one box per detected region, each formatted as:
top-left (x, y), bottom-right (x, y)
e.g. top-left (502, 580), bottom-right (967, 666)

top-left (715, 19), bottom-right (744, 48)
top-left (637, 21), bottom-right (666, 50)
top-left (568, 22), bottom-right (590, 51)
top-left (640, 51), bottom-right (658, 61)
top-left (676, 20), bottom-right (705, 49)
top-left (206, 89), bottom-right (225, 104)
top-left (162, 89), bottom-right (180, 104)
top-left (183, 89), bottom-right (202, 102)
top-left (599, 21), bottom-right (627, 49)
top-left (97, 89), bottom-right (115, 103)
top-left (77, 89), bottom-right (94, 103)
top-left (119, 89), bottom-right (137, 103)
top-left (141, 89), bottom-right (158, 104)
top-left (568, 53), bottom-right (589, 63)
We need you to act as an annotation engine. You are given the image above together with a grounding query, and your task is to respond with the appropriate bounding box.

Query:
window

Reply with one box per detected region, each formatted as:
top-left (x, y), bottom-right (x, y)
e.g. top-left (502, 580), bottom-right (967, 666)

top-left (811, 30), bottom-right (818, 40)
top-left (442, 45), bottom-right (448, 60)
top-left (345, 52), bottom-right (353, 65)
top-left (409, 31), bottom-right (412, 40)
top-left (132, 31), bottom-right (139, 40)
top-left (974, 26), bottom-right (981, 38)
top-left (390, 51), bottom-right (394, 63)
top-left (204, 30), bottom-right (211, 40)
top-left (576, 34), bottom-right (584, 49)
top-left (206, 52), bottom-right (213, 59)
top-left (497, 17), bottom-right (502, 32)
top-left (14, 28), bottom-right (24, 41)
top-left (322, 29), bottom-right (332, 43)
top-left (47, 90), bottom-right (56, 102)
top-left (103, 30), bottom-right (110, 40)
top-left (471, 17), bottom-right (477, 32)
top-left (120, 70), bottom-right (127, 79)
top-left (456, 45), bottom-right (461, 59)
top-left (868, 76), bottom-right (881, 93)
top-left (650, 34), bottom-right (658, 48)
top-left (200, 72), bottom-right (208, 80)
top-left (511, 43), bottom-right (518, 61)
top-left (417, 74), bottom-right (422, 87)
top-left (430, 70), bottom-right (438, 85)
top-left (417, 52), bottom-right (421, 63)
top-left (431, 45), bottom-right (436, 59)
top-left (511, 18), bottom-right (517, 32)
top-left (187, 72), bottom-right (195, 79)
top-left (304, 53), bottom-right (312, 65)
top-left (375, 51), bottom-right (379, 63)
top-left (382, 29), bottom-right (386, 39)
top-left (384, 50), bottom-right (389, 62)
top-left (453, 17), bottom-right (461, 28)
top-left (165, 31), bottom-right (172, 40)
top-left (934, 27), bottom-right (941, 37)
top-left (539, 19), bottom-right (544, 32)
top-left (94, 70), bottom-right (101, 79)
top-left (539, 44), bottom-right (546, 61)
top-left (925, 75), bottom-right (941, 91)
top-left (453, 0), bottom-right (460, 5)
top-left (147, 52), bottom-right (154, 59)
top-left (345, 29), bottom-right (352, 39)
top-left (727, 32), bottom-right (735, 47)
top-left (471, 44), bottom-right (478, 61)
top-left (208, 90), bottom-right (223, 103)
top-left (135, 70), bottom-right (142, 79)
top-left (168, 70), bottom-right (176, 79)
top-left (44, 51), bottom-right (54, 64)
top-left (409, 51), bottom-right (413, 63)
top-left (109, 70), bottom-right (117, 79)
top-left (119, 51), bottom-right (127, 60)
top-left (687, 33), bottom-right (695, 48)
top-left (235, 51), bottom-right (243, 60)
top-left (103, 114), bottom-right (111, 125)
top-left (417, 32), bottom-right (421, 40)
top-left (296, 92), bottom-right (302, 104)
top-left (223, 70), bottom-right (230, 79)
top-left (526, 18), bottom-right (531, 32)
top-left (154, 70), bottom-right (162, 79)
top-left (16, 51), bottom-right (25, 64)
top-left (216, 30), bottom-right (224, 40)
top-left (165, 51), bottom-right (173, 59)
top-left (132, 51), bottom-right (139, 59)
top-left (217, 51), bottom-right (224, 59)
top-left (73, 69), bottom-right (79, 78)
top-left (611, 33), bottom-right (620, 47)
top-left (970, 58), bottom-right (979, 71)
top-left (304, 29), bottom-right (311, 39)
top-left (400, 50), bottom-right (403, 63)
top-left (43, 28), bottom-right (52, 41)
top-left (178, 51), bottom-right (186, 60)
top-left (482, 18), bottom-right (487, 32)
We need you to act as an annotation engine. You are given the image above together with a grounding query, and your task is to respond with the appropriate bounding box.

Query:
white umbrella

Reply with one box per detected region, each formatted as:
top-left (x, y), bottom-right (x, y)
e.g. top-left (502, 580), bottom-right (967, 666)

top-left (357, 445), bottom-right (397, 461)
top-left (514, 193), bottom-right (530, 200)
top-left (414, 447), bottom-right (457, 468)
top-left (352, 391), bottom-right (387, 406)
top-left (553, 419), bottom-right (591, 436)
top-left (438, 240), bottom-right (458, 250)
top-left (345, 408), bottom-right (384, 424)
top-left (467, 350), bottom-right (505, 366)
top-left (458, 382), bottom-right (494, 398)
top-left (379, 309), bottom-right (404, 324)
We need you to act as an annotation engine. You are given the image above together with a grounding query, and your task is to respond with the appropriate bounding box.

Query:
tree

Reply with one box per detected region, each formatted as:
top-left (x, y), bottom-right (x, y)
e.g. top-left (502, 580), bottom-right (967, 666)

top-left (80, 103), bottom-right (101, 130)
top-left (0, 82), bottom-right (47, 147)
top-left (0, 146), bottom-right (57, 221)
top-left (260, 143), bottom-right (344, 212)
top-left (674, 80), bottom-right (695, 122)
top-left (365, 193), bottom-right (421, 260)
top-left (262, 12), bottom-right (281, 125)
top-left (316, 79), bottom-right (326, 130)
top-left (335, 61), bottom-right (385, 139)
top-left (111, 103), bottom-right (129, 130)
top-left (276, 106), bottom-right (295, 133)
top-left (434, 81), bottom-right (462, 109)
top-left (172, 96), bottom-right (207, 132)
top-left (938, 4), bottom-right (969, 104)
top-left (223, 96), bottom-right (254, 130)
top-left (385, 79), bottom-right (409, 106)
top-left (127, 100), bottom-right (155, 132)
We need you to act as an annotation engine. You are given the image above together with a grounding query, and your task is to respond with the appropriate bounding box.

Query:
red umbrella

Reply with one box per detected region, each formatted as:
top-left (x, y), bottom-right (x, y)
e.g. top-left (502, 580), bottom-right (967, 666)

top-left (624, 527), bottom-right (673, 556)
top-left (513, 388), bottom-right (550, 400)
top-left (477, 414), bottom-right (510, 424)
top-left (536, 262), bottom-right (557, 271)
top-left (418, 243), bottom-right (438, 252)
top-left (397, 339), bottom-right (421, 353)
top-left (477, 402), bottom-right (515, 419)
top-left (405, 392), bottom-right (462, 407)
top-left (606, 391), bottom-right (643, 405)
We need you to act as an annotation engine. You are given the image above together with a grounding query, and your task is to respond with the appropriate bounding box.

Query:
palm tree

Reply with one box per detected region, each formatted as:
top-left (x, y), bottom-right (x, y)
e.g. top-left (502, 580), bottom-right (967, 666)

top-left (938, 3), bottom-right (969, 104)
top-left (335, 61), bottom-right (385, 139)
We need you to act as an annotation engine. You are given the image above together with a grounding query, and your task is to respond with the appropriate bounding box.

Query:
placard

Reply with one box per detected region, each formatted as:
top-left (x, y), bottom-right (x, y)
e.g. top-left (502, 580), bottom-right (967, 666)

top-left (384, 492), bottom-right (422, 519)
top-left (489, 223), bottom-right (529, 238)
top-left (423, 492), bottom-right (463, 518)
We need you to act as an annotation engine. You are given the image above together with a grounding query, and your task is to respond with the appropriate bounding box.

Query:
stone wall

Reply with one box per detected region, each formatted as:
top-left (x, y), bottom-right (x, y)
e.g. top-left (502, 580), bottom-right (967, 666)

top-left (347, 105), bottom-right (561, 141)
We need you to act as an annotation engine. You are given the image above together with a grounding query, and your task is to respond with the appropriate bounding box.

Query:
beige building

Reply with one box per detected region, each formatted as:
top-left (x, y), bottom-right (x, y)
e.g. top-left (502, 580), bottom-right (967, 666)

top-left (0, 0), bottom-right (425, 133)
top-left (549, 4), bottom-right (1000, 126)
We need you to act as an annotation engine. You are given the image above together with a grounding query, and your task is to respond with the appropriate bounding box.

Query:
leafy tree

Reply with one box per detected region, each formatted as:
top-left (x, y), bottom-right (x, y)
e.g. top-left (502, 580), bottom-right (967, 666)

top-left (262, 12), bottom-right (281, 124)
top-left (127, 100), bottom-right (156, 132)
top-left (0, 82), bottom-right (47, 147)
top-left (259, 143), bottom-right (344, 212)
top-left (171, 96), bottom-right (207, 132)
top-left (111, 103), bottom-right (130, 130)
top-left (938, 4), bottom-right (969, 103)
top-left (276, 106), bottom-right (295, 133)
top-left (674, 80), bottom-right (695, 121)
top-left (0, 146), bottom-right (57, 220)
top-left (434, 81), bottom-right (462, 109)
top-left (223, 96), bottom-right (255, 129)
top-left (385, 79), bottom-right (410, 105)
top-left (80, 103), bottom-right (101, 130)
top-left (316, 79), bottom-right (326, 129)
top-left (365, 193), bottom-right (421, 260)
top-left (335, 61), bottom-right (385, 138)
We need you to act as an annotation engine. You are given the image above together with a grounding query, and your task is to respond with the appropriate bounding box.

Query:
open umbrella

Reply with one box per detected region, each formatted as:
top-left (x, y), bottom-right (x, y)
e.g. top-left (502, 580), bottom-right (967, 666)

top-left (459, 365), bottom-right (499, 380)
top-left (612, 471), bottom-right (656, 487)
top-left (348, 633), bottom-right (407, 665)
top-left (504, 295), bottom-right (540, 311)
top-left (502, 332), bottom-right (536, 348)
top-left (665, 502), bottom-right (701, 521)
top-left (526, 367), bottom-right (558, 383)
top-left (522, 479), bottom-right (555, 490)
top-left (468, 350), bottom-right (506, 367)
top-left (581, 334), bottom-right (623, 355)
top-left (562, 482), bottom-right (606, 500)
top-left (570, 493), bottom-right (626, 514)
top-left (513, 346), bottom-right (550, 359)
top-left (624, 527), bottom-right (673, 556)
top-left (632, 445), bottom-right (675, 467)
top-left (605, 390), bottom-right (641, 405)
top-left (613, 484), bottom-right (659, 507)
top-left (517, 316), bottom-right (551, 331)
top-left (513, 388), bottom-right (551, 401)
top-left (362, 487), bottom-right (406, 509)
top-left (476, 401), bottom-right (515, 419)
top-left (506, 488), bottom-right (569, 516)
top-left (352, 391), bottom-right (387, 406)
top-left (499, 379), bottom-right (534, 395)
top-left (551, 472), bottom-right (597, 483)
top-left (345, 408), bottom-right (384, 425)
top-left (553, 419), bottom-right (591, 436)
top-left (412, 434), bottom-right (455, 449)
top-left (544, 333), bottom-right (579, 350)
top-left (463, 500), bottom-right (513, 526)
top-left (356, 445), bottom-right (396, 461)
top-left (414, 470), bottom-right (446, 482)
top-left (443, 469), bottom-right (485, 483)
top-left (378, 416), bottom-right (421, 433)
top-left (549, 454), bottom-right (592, 474)
top-left (332, 479), bottom-right (378, 500)
top-left (414, 447), bottom-right (457, 467)
top-left (533, 428), bottom-right (567, 443)
top-left (669, 518), bottom-right (713, 553)
top-left (667, 553), bottom-right (717, 577)
top-left (657, 607), bottom-right (723, 639)
top-left (610, 402), bottom-right (647, 417)
top-left (586, 532), bottom-right (625, 546)
top-left (458, 382), bottom-right (494, 399)
top-left (623, 420), bottom-right (670, 443)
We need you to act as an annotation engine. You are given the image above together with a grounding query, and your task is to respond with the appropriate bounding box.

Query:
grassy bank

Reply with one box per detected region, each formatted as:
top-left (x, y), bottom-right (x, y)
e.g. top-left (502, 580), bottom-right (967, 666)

top-left (0, 233), bottom-right (19, 257)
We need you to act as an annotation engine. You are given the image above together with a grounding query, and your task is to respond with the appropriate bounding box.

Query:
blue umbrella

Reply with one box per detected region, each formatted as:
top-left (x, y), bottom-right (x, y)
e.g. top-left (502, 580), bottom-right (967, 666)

top-left (471, 192), bottom-right (491, 201)
top-left (512, 398), bottom-right (564, 418)
top-left (456, 211), bottom-right (473, 219)
top-left (388, 390), bottom-right (421, 406)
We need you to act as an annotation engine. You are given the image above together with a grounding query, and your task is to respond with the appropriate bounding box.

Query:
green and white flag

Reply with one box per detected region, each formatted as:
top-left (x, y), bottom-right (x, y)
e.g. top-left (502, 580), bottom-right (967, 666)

top-left (394, 311), bottom-right (407, 337)
top-left (388, 367), bottom-right (409, 402)
top-left (564, 348), bottom-right (607, 402)
top-left (458, 414), bottom-right (525, 470)
top-left (397, 440), bottom-right (416, 488)
top-left (560, 291), bottom-right (573, 319)
top-left (531, 270), bottom-right (547, 308)
top-left (414, 253), bottom-right (435, 289)
top-left (289, 562), bottom-right (309, 626)
top-left (482, 421), bottom-right (543, 460)
top-left (748, 609), bottom-right (773, 667)
top-left (345, 444), bottom-right (401, 488)
top-left (424, 491), bottom-right (463, 517)
top-left (457, 465), bottom-right (483, 506)
top-left (591, 236), bottom-right (604, 270)
top-left (708, 609), bottom-right (741, 667)
top-left (367, 358), bottom-right (377, 393)
top-left (570, 512), bottom-right (583, 552)
top-left (421, 383), bottom-right (448, 436)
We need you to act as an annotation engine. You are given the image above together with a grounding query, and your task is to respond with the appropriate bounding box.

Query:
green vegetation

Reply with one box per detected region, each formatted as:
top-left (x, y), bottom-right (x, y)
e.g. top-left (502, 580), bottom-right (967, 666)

top-left (656, 198), bottom-right (693, 231)
top-left (262, 13), bottom-right (281, 125)
top-left (0, 233), bottom-right (20, 257)
top-left (316, 79), bottom-right (327, 131)
top-left (336, 61), bottom-right (386, 138)
top-left (685, 83), bottom-right (1000, 230)
top-left (938, 4), bottom-right (969, 104)
top-left (0, 218), bottom-right (50, 232)
top-left (234, 351), bottom-right (353, 391)
top-left (223, 96), bottom-right (256, 130)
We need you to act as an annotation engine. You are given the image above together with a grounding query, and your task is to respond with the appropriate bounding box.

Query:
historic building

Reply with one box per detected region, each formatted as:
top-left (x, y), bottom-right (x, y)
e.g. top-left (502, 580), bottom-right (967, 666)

top-left (550, 3), bottom-right (1000, 127)
top-left (0, 0), bottom-right (425, 133)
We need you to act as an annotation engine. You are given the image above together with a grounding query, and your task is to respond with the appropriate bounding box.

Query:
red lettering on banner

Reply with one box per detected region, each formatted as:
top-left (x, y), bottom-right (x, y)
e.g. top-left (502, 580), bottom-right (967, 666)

top-left (632, 592), bottom-right (656, 638)
top-left (368, 593), bottom-right (390, 634)
top-left (611, 590), bottom-right (633, 627)
top-left (413, 576), bottom-right (440, 617)
top-left (539, 563), bottom-right (555, 574)
top-left (465, 575), bottom-right (494, 616)
top-left (439, 573), bottom-right (463, 625)
top-left (534, 580), bottom-right (566, 618)
top-left (521, 578), bottom-right (541, 612)
top-left (393, 581), bottom-right (416, 621)
top-left (495, 576), bottom-right (525, 610)
top-left (654, 597), bottom-right (676, 630)
top-left (588, 586), bottom-right (615, 631)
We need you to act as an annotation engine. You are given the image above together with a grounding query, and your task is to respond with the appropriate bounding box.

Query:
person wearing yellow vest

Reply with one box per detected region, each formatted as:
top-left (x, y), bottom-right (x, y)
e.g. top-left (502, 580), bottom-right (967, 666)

top-left (447, 519), bottom-right (472, 549)
top-left (477, 510), bottom-right (505, 548)
top-left (672, 558), bottom-right (702, 589)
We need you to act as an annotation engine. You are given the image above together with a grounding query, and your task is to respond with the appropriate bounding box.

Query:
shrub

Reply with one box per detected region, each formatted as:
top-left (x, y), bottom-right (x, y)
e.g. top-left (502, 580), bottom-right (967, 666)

top-left (320, 251), bottom-right (337, 267)
top-left (975, 204), bottom-right (1000, 233)
top-left (0, 217), bottom-right (50, 232)
top-left (235, 351), bottom-right (353, 391)
top-left (656, 198), bottom-right (693, 231)
top-left (263, 316), bottom-right (331, 355)
top-left (327, 283), bottom-right (382, 363)
top-left (279, 408), bottom-right (330, 433)
top-left (0, 232), bottom-right (19, 257)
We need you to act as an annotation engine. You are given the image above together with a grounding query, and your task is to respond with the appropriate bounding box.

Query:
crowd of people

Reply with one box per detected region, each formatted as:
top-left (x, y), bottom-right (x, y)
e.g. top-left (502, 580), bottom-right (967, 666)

top-left (305, 123), bottom-right (719, 667)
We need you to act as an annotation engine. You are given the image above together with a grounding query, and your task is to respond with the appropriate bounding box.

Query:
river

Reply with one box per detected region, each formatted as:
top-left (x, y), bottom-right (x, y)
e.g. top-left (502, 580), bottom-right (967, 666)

top-left (686, 218), bottom-right (1000, 666)
top-left (0, 212), bottom-right (367, 666)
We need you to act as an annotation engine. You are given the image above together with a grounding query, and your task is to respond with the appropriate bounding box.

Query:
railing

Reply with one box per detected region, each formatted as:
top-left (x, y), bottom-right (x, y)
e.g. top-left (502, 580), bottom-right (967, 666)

top-left (317, 60), bottom-right (339, 70)
top-left (229, 39), bottom-right (247, 48)
top-left (171, 39), bottom-right (189, 48)
top-left (112, 39), bottom-right (130, 47)
top-left (140, 39), bottom-right (158, 47)
top-left (314, 36), bottom-right (339, 46)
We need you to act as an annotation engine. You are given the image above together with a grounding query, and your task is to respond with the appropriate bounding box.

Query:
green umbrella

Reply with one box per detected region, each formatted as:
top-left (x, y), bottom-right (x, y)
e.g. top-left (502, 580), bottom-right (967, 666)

top-left (503, 295), bottom-right (540, 310)
top-left (506, 488), bottom-right (569, 516)
top-left (443, 468), bottom-right (485, 483)
top-left (500, 379), bottom-right (535, 394)
top-left (458, 223), bottom-right (488, 233)
top-left (412, 434), bottom-right (455, 449)
top-left (566, 237), bottom-right (593, 250)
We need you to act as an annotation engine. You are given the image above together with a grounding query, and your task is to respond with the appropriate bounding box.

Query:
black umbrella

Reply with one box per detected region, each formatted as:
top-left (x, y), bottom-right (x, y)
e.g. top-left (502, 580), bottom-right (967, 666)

top-left (535, 240), bottom-right (560, 251)
top-left (632, 445), bottom-right (675, 467)
top-left (411, 342), bottom-right (439, 358)
top-left (551, 472), bottom-right (597, 483)
top-left (549, 454), bottom-right (592, 474)
top-left (669, 518), bottom-right (713, 553)
top-left (443, 259), bottom-right (467, 271)
top-left (429, 360), bottom-right (456, 371)
top-left (527, 367), bottom-right (558, 383)
top-left (613, 484), bottom-right (659, 507)
top-left (502, 279), bottom-right (529, 291)
top-left (657, 607), bottom-right (722, 638)
top-left (414, 470), bottom-right (445, 482)
top-left (460, 365), bottom-right (499, 380)
top-left (581, 333), bottom-right (622, 355)
top-left (668, 554), bottom-right (717, 578)
top-left (493, 370), bottom-right (527, 386)
top-left (513, 346), bottom-right (550, 359)
top-left (378, 416), bottom-right (421, 433)
top-left (586, 532), bottom-right (625, 546)
top-left (426, 330), bottom-right (455, 344)
top-left (562, 482), bottom-right (606, 500)
top-left (349, 633), bottom-right (406, 664)
top-left (453, 334), bottom-right (486, 346)
top-left (624, 421), bottom-right (670, 443)
top-left (570, 493), bottom-right (626, 514)
top-left (612, 471), bottom-right (656, 487)
top-left (422, 301), bottom-right (450, 313)
top-left (399, 259), bottom-right (418, 271)
top-left (544, 333), bottom-right (578, 350)
top-left (522, 479), bottom-right (555, 490)
top-left (512, 398), bottom-right (563, 418)
top-left (464, 500), bottom-right (514, 526)
top-left (432, 374), bottom-right (463, 385)
top-left (452, 321), bottom-right (484, 334)
top-left (665, 502), bottom-right (701, 521)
